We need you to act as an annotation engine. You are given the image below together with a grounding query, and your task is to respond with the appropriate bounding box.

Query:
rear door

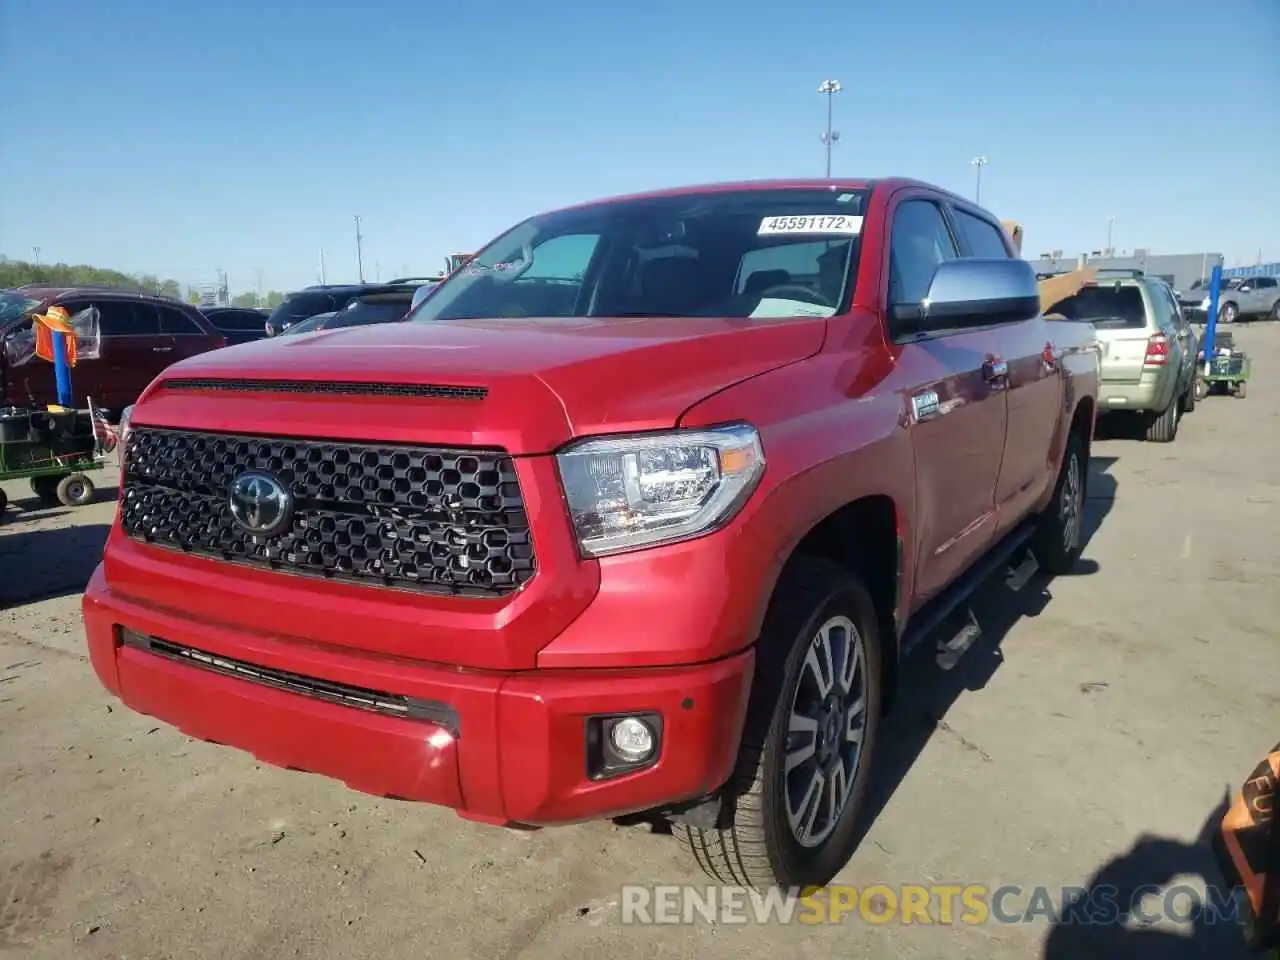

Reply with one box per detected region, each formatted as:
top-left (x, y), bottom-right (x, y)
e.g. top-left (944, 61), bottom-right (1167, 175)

top-left (1250, 276), bottom-right (1279, 317)
top-left (886, 193), bottom-right (1009, 608)
top-left (157, 303), bottom-right (221, 362)
top-left (1150, 281), bottom-right (1193, 388)
top-left (948, 204), bottom-right (1062, 536)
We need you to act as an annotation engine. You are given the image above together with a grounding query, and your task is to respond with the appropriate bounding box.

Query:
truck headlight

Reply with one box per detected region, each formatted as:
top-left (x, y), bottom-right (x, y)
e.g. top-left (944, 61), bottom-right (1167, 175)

top-left (556, 424), bottom-right (765, 557)
top-left (1200, 297), bottom-right (1211, 309)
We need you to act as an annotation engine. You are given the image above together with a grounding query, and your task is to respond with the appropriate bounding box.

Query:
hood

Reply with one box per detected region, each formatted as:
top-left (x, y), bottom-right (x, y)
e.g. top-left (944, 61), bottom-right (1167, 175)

top-left (135, 315), bottom-right (826, 453)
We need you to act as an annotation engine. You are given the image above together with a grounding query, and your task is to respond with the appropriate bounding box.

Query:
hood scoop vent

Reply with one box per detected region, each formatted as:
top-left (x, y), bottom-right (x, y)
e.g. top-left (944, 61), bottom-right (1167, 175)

top-left (162, 378), bottom-right (488, 400)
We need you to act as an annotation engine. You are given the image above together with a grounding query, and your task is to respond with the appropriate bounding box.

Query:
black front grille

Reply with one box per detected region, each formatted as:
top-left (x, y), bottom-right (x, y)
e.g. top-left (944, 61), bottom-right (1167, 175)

top-left (121, 427), bottom-right (536, 596)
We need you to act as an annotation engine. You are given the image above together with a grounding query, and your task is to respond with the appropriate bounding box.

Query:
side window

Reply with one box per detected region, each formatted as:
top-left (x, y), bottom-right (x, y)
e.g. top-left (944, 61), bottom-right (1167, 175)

top-left (1257, 277), bottom-right (1277, 290)
top-left (519, 233), bottom-right (600, 281)
top-left (158, 305), bottom-right (202, 335)
top-left (81, 301), bottom-right (160, 337)
top-left (488, 233), bottom-right (601, 317)
top-left (888, 200), bottom-right (958, 308)
top-left (1148, 283), bottom-right (1178, 334)
top-left (952, 209), bottom-right (1011, 259)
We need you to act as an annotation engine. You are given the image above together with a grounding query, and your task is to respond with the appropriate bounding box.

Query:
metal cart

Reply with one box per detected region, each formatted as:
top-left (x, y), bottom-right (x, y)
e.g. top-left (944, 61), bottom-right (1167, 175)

top-left (1194, 332), bottom-right (1252, 401)
top-left (0, 406), bottom-right (110, 516)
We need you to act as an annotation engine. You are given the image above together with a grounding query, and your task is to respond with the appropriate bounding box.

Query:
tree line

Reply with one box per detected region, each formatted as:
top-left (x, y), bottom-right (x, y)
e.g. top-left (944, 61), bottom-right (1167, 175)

top-left (0, 259), bottom-right (286, 310)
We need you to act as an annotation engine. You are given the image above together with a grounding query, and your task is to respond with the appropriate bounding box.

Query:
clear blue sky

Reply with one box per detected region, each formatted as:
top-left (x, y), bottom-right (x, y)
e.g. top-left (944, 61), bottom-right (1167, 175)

top-left (2, 0), bottom-right (1277, 294)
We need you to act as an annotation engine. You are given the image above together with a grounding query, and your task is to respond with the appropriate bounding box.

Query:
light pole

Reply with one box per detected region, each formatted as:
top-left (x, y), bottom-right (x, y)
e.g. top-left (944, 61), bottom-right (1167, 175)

top-left (32, 246), bottom-right (41, 267)
top-left (1106, 216), bottom-right (1114, 254)
top-left (970, 156), bottom-right (988, 204)
top-left (819, 80), bottom-right (842, 177)
top-left (353, 215), bottom-right (365, 283)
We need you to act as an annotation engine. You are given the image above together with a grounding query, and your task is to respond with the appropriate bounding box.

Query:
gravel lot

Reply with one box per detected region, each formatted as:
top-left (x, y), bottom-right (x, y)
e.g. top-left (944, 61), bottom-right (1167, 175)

top-left (2, 326), bottom-right (1277, 960)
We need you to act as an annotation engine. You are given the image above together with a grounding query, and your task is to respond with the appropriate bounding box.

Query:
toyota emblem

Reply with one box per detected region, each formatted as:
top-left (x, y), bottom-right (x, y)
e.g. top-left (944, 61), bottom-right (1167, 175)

top-left (228, 471), bottom-right (294, 537)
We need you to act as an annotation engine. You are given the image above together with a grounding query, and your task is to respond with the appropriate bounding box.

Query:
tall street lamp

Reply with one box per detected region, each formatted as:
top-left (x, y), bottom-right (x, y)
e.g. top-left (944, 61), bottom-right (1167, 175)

top-left (819, 80), bottom-right (842, 177)
top-left (970, 156), bottom-right (988, 204)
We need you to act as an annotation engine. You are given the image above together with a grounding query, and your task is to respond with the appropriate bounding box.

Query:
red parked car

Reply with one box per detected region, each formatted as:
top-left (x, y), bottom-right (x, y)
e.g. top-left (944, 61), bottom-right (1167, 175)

top-left (85, 178), bottom-right (1099, 889)
top-left (0, 286), bottom-right (226, 414)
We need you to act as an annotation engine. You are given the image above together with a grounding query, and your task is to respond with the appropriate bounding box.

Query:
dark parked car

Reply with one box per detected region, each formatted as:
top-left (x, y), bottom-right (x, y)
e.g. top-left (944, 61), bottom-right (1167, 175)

top-left (200, 306), bottom-right (270, 346)
top-left (263, 285), bottom-right (371, 337)
top-left (276, 283), bottom-right (428, 336)
top-left (0, 286), bottom-right (226, 413)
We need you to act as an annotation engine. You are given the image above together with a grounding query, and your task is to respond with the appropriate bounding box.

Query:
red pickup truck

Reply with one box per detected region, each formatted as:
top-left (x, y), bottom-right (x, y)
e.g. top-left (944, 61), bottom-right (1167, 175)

top-left (84, 178), bottom-right (1098, 890)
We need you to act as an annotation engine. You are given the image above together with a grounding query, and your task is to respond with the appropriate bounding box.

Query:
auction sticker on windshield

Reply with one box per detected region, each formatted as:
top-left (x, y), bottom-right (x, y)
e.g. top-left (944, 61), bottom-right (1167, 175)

top-left (757, 215), bottom-right (863, 236)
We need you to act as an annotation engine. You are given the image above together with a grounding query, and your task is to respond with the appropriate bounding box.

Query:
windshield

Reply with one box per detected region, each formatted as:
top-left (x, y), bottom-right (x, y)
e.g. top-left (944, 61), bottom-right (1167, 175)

top-left (408, 188), bottom-right (869, 323)
top-left (0, 292), bottom-right (41, 329)
top-left (1051, 283), bottom-right (1148, 329)
top-left (281, 312), bottom-right (334, 336)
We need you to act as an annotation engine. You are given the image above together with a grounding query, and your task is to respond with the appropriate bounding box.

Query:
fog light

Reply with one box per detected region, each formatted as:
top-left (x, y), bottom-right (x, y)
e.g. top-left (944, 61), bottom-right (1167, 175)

top-left (609, 717), bottom-right (655, 762)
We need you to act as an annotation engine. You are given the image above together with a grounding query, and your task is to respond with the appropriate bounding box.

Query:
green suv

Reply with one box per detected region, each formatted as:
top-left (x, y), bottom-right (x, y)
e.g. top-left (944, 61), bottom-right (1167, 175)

top-left (1052, 273), bottom-right (1198, 442)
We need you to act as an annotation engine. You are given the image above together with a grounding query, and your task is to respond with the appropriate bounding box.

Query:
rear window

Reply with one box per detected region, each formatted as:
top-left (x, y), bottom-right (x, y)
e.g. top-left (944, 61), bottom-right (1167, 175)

top-left (268, 291), bottom-right (337, 325)
top-left (1051, 283), bottom-right (1149, 329)
top-left (326, 296), bottom-right (412, 330)
top-left (209, 309), bottom-right (266, 332)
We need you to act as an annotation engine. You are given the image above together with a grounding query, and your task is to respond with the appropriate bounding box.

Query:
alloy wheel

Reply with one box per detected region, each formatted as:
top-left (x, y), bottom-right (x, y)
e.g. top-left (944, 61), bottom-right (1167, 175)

top-left (783, 616), bottom-right (868, 848)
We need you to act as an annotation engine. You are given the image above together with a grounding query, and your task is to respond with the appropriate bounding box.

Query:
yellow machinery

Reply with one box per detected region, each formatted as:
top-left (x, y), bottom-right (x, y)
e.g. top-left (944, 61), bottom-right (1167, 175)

top-left (1001, 220), bottom-right (1097, 314)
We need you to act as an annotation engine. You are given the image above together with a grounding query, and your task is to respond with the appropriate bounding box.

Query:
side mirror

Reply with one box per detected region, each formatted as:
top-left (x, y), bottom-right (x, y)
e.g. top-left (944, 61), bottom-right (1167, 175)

top-left (1239, 284), bottom-right (1252, 293)
top-left (895, 258), bottom-right (1042, 336)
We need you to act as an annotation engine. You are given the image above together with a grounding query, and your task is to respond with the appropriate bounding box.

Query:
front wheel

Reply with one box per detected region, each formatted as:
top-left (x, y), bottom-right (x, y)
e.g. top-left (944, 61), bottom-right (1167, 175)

top-left (675, 558), bottom-right (882, 890)
top-left (56, 473), bottom-right (96, 507)
top-left (1219, 302), bottom-right (1238, 325)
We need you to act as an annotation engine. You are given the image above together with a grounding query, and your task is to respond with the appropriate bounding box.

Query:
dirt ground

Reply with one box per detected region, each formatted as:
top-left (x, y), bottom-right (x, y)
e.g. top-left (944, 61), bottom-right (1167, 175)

top-left (2, 326), bottom-right (1277, 960)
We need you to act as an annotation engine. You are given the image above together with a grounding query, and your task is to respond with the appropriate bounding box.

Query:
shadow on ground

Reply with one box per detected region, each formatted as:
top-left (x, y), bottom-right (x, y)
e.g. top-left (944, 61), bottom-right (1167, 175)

top-left (1042, 797), bottom-right (1254, 959)
top-left (847, 455), bottom-right (1119, 853)
top-left (0, 522), bottom-right (110, 607)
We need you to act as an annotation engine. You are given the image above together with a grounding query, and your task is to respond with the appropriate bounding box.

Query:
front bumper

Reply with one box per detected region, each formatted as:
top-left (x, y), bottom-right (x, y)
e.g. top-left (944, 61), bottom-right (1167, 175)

top-left (83, 565), bottom-right (754, 825)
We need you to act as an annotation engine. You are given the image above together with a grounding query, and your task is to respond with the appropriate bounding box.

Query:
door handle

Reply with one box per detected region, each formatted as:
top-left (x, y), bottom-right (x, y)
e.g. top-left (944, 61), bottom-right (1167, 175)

top-left (983, 358), bottom-right (1008, 381)
top-left (152, 346), bottom-right (173, 353)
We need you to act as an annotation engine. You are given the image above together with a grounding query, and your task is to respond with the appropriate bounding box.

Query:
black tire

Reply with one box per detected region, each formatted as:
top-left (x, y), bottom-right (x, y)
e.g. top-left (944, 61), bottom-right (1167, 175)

top-left (30, 474), bottom-right (62, 506)
top-left (56, 473), bottom-right (95, 507)
top-left (1145, 396), bottom-right (1180, 443)
top-left (674, 557), bottom-right (882, 890)
top-left (0, 487), bottom-right (8, 515)
top-left (1193, 376), bottom-right (1209, 402)
top-left (1270, 300), bottom-right (1280, 322)
top-left (1031, 429), bottom-right (1088, 576)
top-left (1235, 380), bottom-right (1247, 399)
top-left (1219, 302), bottom-right (1238, 325)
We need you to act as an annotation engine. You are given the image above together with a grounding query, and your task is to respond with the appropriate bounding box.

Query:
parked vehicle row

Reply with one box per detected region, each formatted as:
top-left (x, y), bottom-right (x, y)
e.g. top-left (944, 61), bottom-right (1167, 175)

top-left (0, 286), bottom-right (226, 413)
top-left (86, 176), bottom-right (1101, 891)
top-left (1051, 271), bottom-right (1199, 442)
top-left (0, 277), bottom-right (440, 416)
top-left (1181, 274), bottom-right (1280, 324)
